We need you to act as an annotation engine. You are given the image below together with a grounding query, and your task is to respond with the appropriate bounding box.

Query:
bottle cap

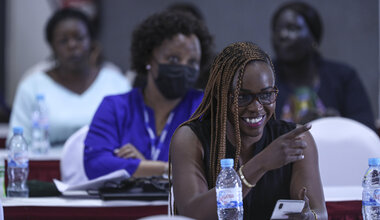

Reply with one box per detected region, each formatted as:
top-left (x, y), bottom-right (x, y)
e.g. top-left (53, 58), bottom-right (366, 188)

top-left (36, 94), bottom-right (45, 100)
top-left (220, 158), bottom-right (234, 168)
top-left (13, 127), bottom-right (23, 135)
top-left (368, 158), bottom-right (380, 166)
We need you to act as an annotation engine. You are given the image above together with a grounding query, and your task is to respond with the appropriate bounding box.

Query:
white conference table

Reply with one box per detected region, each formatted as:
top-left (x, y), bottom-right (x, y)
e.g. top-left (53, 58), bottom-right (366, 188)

top-left (324, 185), bottom-right (362, 202)
top-left (2, 197), bottom-right (168, 220)
top-left (2, 196), bottom-right (167, 207)
top-left (0, 146), bottom-right (169, 220)
top-left (1, 186), bottom-right (362, 220)
top-left (323, 185), bottom-right (362, 219)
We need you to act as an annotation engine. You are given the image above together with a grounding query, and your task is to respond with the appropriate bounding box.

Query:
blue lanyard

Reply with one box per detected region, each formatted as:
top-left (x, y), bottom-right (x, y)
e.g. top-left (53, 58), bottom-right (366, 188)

top-left (143, 107), bottom-right (175, 160)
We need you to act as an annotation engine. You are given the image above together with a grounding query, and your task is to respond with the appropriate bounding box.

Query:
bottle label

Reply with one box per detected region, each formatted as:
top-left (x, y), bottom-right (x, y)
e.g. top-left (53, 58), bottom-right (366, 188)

top-left (0, 160), bottom-right (5, 198)
top-left (216, 187), bottom-right (243, 209)
top-left (8, 152), bottom-right (28, 168)
top-left (363, 189), bottom-right (380, 206)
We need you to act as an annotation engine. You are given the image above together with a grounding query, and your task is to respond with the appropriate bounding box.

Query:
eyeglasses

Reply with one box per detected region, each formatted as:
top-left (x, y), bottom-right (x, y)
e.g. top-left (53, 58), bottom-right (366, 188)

top-left (233, 87), bottom-right (279, 107)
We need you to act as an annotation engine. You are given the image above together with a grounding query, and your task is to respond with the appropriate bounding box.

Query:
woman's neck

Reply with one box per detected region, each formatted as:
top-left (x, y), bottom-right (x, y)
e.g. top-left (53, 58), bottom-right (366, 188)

top-left (279, 54), bottom-right (319, 87)
top-left (58, 64), bottom-right (91, 77)
top-left (144, 78), bottom-right (181, 135)
top-left (49, 64), bottom-right (99, 94)
top-left (226, 120), bottom-right (257, 165)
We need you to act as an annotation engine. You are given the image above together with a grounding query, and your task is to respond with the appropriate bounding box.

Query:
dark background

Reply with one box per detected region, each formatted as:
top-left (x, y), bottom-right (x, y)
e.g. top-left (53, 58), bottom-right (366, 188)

top-left (0, 0), bottom-right (5, 96)
top-left (99, 0), bottom-right (379, 116)
top-left (2, 0), bottom-right (379, 118)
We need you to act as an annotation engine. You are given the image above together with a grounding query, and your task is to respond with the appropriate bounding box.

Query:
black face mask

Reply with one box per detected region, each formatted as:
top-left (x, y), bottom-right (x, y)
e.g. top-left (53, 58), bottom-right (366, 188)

top-left (154, 63), bottom-right (199, 100)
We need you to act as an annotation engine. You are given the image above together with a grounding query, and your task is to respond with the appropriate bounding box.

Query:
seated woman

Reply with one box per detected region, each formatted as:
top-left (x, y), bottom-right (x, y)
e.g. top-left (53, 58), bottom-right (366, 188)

top-left (165, 2), bottom-right (214, 90)
top-left (271, 1), bottom-right (375, 129)
top-left (170, 42), bottom-right (327, 219)
top-left (84, 11), bottom-right (213, 178)
top-left (8, 8), bottom-right (130, 147)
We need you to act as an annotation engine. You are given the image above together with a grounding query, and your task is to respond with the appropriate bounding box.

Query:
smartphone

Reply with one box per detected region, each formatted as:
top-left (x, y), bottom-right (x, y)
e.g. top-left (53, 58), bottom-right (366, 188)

top-left (270, 199), bottom-right (305, 219)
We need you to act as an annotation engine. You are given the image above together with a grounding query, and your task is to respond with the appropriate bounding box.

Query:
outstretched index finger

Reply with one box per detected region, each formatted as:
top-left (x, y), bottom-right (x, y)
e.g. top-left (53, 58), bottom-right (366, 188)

top-left (284, 124), bottom-right (312, 139)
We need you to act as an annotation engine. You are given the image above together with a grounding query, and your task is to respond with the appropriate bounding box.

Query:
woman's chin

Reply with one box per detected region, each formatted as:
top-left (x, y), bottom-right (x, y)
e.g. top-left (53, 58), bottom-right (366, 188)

top-left (239, 116), bottom-right (266, 141)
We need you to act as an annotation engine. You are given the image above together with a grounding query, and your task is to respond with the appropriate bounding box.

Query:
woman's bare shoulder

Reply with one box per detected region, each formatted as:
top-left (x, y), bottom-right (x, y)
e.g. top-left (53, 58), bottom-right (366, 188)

top-left (170, 124), bottom-right (204, 160)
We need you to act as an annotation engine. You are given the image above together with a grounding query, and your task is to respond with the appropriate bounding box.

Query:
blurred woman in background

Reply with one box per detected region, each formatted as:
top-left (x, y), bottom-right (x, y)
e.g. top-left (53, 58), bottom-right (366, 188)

top-left (8, 8), bottom-right (130, 147)
top-left (271, 1), bottom-right (375, 129)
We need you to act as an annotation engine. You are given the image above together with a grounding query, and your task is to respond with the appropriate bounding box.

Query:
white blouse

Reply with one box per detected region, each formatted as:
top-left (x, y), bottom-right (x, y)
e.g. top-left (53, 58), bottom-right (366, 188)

top-left (8, 63), bottom-right (131, 147)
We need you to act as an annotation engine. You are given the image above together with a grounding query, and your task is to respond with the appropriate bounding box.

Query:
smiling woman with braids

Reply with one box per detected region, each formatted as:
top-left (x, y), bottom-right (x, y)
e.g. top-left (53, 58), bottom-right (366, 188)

top-left (170, 42), bottom-right (327, 219)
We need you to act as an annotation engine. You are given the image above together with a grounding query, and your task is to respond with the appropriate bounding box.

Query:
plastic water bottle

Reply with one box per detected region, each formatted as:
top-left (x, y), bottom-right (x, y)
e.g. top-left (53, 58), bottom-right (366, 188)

top-left (216, 158), bottom-right (243, 220)
top-left (0, 160), bottom-right (5, 198)
top-left (7, 127), bottom-right (29, 197)
top-left (362, 158), bottom-right (380, 219)
top-left (31, 94), bottom-right (50, 154)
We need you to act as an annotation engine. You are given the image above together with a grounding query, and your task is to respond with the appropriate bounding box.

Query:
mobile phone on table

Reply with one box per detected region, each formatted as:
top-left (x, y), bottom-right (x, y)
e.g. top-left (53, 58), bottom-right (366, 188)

top-left (270, 199), bottom-right (305, 219)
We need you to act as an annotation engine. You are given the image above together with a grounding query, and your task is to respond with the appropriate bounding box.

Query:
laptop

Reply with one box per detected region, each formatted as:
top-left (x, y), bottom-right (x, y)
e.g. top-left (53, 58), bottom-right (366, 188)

top-left (98, 177), bottom-right (169, 201)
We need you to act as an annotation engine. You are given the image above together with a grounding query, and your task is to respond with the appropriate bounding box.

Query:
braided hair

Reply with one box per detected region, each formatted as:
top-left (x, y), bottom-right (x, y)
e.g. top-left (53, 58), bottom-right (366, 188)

top-left (169, 42), bottom-right (274, 215)
top-left (185, 42), bottom-right (274, 187)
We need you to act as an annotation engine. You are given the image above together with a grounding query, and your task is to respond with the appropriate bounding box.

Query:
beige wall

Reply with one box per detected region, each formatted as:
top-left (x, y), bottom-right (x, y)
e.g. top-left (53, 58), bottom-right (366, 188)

top-left (5, 0), bottom-right (52, 106)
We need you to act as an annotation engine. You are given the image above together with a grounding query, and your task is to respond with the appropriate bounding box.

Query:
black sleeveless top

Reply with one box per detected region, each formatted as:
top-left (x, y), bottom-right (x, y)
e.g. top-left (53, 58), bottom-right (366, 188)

top-left (187, 118), bottom-right (296, 219)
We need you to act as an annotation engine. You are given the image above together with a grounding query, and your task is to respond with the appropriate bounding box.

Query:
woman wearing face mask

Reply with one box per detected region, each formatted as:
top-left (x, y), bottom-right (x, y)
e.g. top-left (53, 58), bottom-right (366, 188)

top-left (84, 10), bottom-right (213, 178)
top-left (272, 2), bottom-right (375, 130)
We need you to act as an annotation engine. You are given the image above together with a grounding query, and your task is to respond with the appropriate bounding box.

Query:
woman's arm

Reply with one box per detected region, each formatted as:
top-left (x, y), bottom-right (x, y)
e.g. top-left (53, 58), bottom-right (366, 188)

top-left (8, 79), bottom-right (35, 144)
top-left (290, 130), bottom-right (328, 220)
top-left (84, 96), bottom-right (168, 179)
top-left (171, 125), bottom-right (219, 220)
top-left (133, 161), bottom-right (168, 177)
top-left (114, 143), bottom-right (168, 177)
top-left (84, 97), bottom-right (141, 178)
top-left (241, 125), bottom-right (312, 195)
top-left (243, 124), bottom-right (327, 219)
top-left (340, 67), bottom-right (375, 130)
